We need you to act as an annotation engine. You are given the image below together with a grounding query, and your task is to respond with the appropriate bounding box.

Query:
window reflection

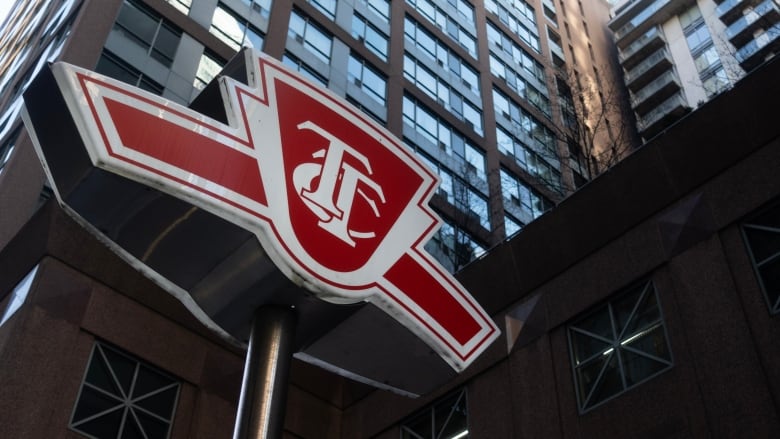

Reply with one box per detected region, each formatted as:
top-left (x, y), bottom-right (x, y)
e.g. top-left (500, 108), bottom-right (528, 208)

top-left (210, 3), bottom-right (265, 51)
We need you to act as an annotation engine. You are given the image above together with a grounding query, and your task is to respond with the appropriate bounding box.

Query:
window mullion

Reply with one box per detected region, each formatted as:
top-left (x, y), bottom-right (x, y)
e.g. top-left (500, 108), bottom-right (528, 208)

top-left (616, 283), bottom-right (648, 341)
top-left (582, 351), bottom-right (612, 409)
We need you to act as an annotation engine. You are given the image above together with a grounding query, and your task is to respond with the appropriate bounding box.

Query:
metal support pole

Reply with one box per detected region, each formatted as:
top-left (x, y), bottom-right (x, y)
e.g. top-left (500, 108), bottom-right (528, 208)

top-left (233, 305), bottom-right (297, 439)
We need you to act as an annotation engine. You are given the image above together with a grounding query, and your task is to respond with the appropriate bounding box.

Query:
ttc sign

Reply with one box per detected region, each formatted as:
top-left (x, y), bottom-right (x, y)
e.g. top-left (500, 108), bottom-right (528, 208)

top-left (23, 50), bottom-right (498, 372)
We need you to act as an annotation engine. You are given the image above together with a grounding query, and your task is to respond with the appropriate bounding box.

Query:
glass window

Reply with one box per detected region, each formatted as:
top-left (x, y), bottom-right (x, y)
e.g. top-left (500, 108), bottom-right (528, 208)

top-left (348, 54), bottom-right (387, 104)
top-left (282, 52), bottom-right (328, 86)
top-left (685, 24), bottom-right (710, 52)
top-left (210, 3), bottom-right (265, 51)
top-left (500, 168), bottom-right (553, 219)
top-left (493, 88), bottom-right (557, 160)
top-left (115, 0), bottom-right (182, 67)
top-left (694, 45), bottom-right (720, 72)
top-left (289, 10), bottom-right (332, 64)
top-left (484, 3), bottom-right (539, 52)
top-left (407, 0), bottom-right (477, 58)
top-left (678, 5), bottom-right (702, 31)
top-left (404, 53), bottom-right (483, 134)
top-left (307, 0), bottom-right (336, 19)
top-left (409, 144), bottom-right (489, 235)
top-left (346, 95), bottom-right (386, 124)
top-left (487, 22), bottom-right (545, 84)
top-left (194, 50), bottom-right (225, 90)
top-left (401, 389), bottom-right (469, 439)
top-left (404, 16), bottom-right (481, 98)
top-left (568, 280), bottom-right (672, 411)
top-left (358, 0), bottom-right (389, 23)
top-left (351, 13), bottom-right (388, 61)
top-left (96, 51), bottom-right (164, 94)
top-left (403, 96), bottom-right (486, 180)
top-left (165, 0), bottom-right (191, 14)
top-left (242, 0), bottom-right (272, 17)
top-left (742, 202), bottom-right (780, 314)
top-left (504, 214), bottom-right (523, 237)
top-left (701, 67), bottom-right (729, 97)
top-left (70, 343), bottom-right (181, 439)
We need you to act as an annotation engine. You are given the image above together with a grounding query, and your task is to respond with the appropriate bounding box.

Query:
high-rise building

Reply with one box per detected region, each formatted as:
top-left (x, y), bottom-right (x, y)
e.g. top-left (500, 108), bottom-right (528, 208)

top-left (3, 2), bottom-right (780, 439)
top-left (608, 0), bottom-right (780, 141)
top-left (0, 0), bottom-right (634, 274)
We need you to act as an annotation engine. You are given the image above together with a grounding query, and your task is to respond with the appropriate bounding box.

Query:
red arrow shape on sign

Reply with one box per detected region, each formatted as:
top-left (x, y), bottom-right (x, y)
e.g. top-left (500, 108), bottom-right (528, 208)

top-left (42, 51), bottom-right (499, 371)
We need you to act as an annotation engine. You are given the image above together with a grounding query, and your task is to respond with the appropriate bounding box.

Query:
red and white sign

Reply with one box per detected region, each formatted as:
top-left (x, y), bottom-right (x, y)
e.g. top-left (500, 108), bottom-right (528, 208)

top-left (33, 50), bottom-right (498, 371)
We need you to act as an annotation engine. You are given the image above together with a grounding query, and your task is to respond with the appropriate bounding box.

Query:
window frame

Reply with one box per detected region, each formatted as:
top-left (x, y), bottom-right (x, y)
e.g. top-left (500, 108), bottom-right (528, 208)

top-left (69, 342), bottom-right (181, 439)
top-left (399, 388), bottom-right (470, 439)
top-left (567, 280), bottom-right (673, 412)
top-left (741, 201), bottom-right (780, 314)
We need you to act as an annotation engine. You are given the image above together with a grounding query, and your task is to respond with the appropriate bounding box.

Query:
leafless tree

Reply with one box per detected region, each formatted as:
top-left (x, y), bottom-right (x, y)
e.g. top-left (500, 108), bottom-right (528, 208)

top-left (552, 67), bottom-right (639, 183)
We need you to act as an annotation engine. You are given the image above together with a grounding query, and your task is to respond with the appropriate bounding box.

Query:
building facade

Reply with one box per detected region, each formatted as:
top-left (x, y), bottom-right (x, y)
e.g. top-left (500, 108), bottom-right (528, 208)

top-left (0, 0), bottom-right (631, 274)
top-left (1, 53), bottom-right (779, 439)
top-left (608, 0), bottom-right (780, 141)
top-left (5, 1), bottom-right (780, 439)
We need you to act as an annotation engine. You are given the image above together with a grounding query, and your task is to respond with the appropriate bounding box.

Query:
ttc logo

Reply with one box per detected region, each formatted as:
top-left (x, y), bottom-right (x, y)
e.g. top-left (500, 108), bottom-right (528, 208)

top-left (25, 50), bottom-right (498, 371)
top-left (293, 121), bottom-right (385, 247)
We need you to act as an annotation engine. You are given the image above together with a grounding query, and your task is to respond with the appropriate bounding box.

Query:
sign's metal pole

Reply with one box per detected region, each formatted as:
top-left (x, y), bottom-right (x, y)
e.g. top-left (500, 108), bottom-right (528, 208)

top-left (233, 305), bottom-right (297, 439)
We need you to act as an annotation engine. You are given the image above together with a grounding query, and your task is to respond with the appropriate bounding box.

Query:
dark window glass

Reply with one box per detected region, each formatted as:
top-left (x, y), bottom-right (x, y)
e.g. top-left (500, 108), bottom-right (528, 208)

top-left (400, 389), bottom-right (469, 439)
top-left (742, 202), bottom-right (780, 313)
top-left (115, 0), bottom-right (181, 67)
top-left (96, 51), bottom-right (164, 95)
top-left (568, 280), bottom-right (672, 411)
top-left (70, 342), bottom-right (180, 439)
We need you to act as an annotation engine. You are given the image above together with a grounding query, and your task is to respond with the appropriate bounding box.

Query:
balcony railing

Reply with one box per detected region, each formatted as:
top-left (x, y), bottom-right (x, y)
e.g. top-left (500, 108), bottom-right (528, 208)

top-left (619, 26), bottom-right (665, 64)
top-left (624, 47), bottom-right (672, 86)
top-left (736, 24), bottom-right (780, 64)
top-left (638, 92), bottom-right (689, 133)
top-left (716, 0), bottom-right (745, 23)
top-left (613, 0), bottom-right (671, 41)
top-left (725, 0), bottom-right (779, 42)
top-left (631, 70), bottom-right (680, 108)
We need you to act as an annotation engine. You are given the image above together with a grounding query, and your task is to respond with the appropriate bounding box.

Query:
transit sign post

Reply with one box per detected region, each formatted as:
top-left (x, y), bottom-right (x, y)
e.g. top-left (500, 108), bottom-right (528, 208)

top-left (23, 49), bottom-right (499, 438)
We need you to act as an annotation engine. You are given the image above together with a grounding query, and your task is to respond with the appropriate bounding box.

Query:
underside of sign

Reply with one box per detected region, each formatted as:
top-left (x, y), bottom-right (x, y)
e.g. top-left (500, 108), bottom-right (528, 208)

top-left (22, 49), bottom-right (499, 396)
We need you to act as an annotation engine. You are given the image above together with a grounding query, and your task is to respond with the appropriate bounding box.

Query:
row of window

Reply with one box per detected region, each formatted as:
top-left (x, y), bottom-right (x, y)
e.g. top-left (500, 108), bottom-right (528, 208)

top-left (407, 0), bottom-right (478, 58)
top-left (425, 215), bottom-right (487, 272)
top-left (500, 168), bottom-right (553, 221)
top-left (404, 16), bottom-right (481, 98)
top-left (490, 52), bottom-right (550, 118)
top-left (306, 0), bottom-right (391, 23)
top-left (160, 1), bottom-right (555, 167)
top-left (497, 125), bottom-right (562, 194)
top-left (485, 0), bottom-right (540, 53)
top-left (414, 149), bottom-right (490, 231)
top-left (351, 13), bottom-right (389, 61)
top-left (347, 53), bottom-right (387, 105)
top-left (0, 1), bottom-right (74, 143)
top-left (487, 21), bottom-right (546, 85)
top-left (404, 53), bottom-right (484, 136)
top-left (288, 9), bottom-right (332, 64)
top-left (485, 0), bottom-right (536, 29)
top-left (679, 6), bottom-right (730, 99)
top-left (402, 95), bottom-right (486, 181)
top-left (493, 88), bottom-right (558, 159)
